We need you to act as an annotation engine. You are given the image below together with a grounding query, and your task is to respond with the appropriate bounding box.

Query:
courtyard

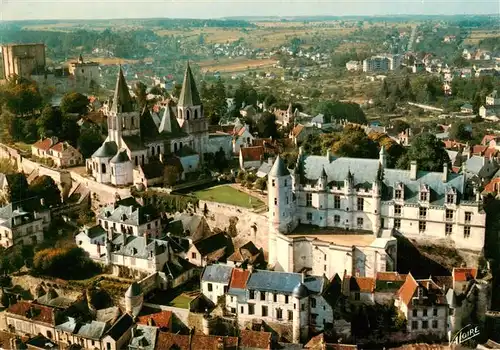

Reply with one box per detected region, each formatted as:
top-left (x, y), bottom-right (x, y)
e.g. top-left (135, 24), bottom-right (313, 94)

top-left (192, 184), bottom-right (264, 209)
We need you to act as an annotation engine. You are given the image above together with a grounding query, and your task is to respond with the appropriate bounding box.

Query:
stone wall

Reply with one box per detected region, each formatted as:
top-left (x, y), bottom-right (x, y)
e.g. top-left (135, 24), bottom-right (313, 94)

top-left (10, 275), bottom-right (82, 301)
top-left (71, 172), bottom-right (132, 205)
top-left (199, 200), bottom-right (269, 252)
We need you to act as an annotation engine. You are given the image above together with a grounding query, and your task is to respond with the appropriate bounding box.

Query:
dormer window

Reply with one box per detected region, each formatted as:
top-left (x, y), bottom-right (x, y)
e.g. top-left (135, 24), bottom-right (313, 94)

top-left (394, 182), bottom-right (404, 200)
top-left (417, 287), bottom-right (424, 299)
top-left (446, 187), bottom-right (457, 204)
top-left (121, 214), bottom-right (127, 221)
top-left (419, 185), bottom-right (429, 202)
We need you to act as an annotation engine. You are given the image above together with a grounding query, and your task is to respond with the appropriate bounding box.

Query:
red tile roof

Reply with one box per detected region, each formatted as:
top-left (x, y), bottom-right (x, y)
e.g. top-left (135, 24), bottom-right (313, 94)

top-left (482, 134), bottom-right (498, 146)
top-left (351, 277), bottom-right (375, 293)
top-left (240, 146), bottom-right (264, 162)
top-left (252, 138), bottom-right (273, 147)
top-left (397, 273), bottom-right (418, 306)
top-left (33, 138), bottom-right (54, 151)
top-left (443, 140), bottom-right (466, 150)
top-left (484, 148), bottom-right (498, 158)
top-left (376, 272), bottom-right (406, 282)
top-left (237, 126), bottom-right (248, 137)
top-left (483, 178), bottom-right (500, 194)
top-left (190, 334), bottom-right (238, 350)
top-left (472, 145), bottom-right (487, 155)
top-left (137, 309), bottom-right (172, 330)
top-left (453, 268), bottom-right (478, 282)
top-left (239, 329), bottom-right (271, 349)
top-left (6, 301), bottom-right (55, 325)
top-left (155, 332), bottom-right (190, 350)
top-left (291, 124), bottom-right (305, 137)
top-left (305, 333), bottom-right (357, 349)
top-left (451, 166), bottom-right (461, 174)
top-left (229, 268), bottom-right (250, 289)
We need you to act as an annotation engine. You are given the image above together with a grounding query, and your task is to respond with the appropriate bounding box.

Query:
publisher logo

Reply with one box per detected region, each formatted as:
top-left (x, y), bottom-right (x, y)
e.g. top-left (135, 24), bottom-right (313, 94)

top-left (450, 324), bottom-right (481, 345)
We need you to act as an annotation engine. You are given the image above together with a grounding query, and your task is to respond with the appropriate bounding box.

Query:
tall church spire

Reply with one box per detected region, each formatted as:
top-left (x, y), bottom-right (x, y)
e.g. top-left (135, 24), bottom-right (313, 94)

top-left (178, 62), bottom-right (201, 107)
top-left (111, 66), bottom-right (134, 113)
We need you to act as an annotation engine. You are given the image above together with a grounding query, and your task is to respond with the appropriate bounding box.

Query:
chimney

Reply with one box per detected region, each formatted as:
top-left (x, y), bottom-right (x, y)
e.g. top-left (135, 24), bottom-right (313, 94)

top-left (410, 161), bottom-right (417, 180)
top-left (442, 163), bottom-right (448, 182)
top-left (301, 271), bottom-right (305, 283)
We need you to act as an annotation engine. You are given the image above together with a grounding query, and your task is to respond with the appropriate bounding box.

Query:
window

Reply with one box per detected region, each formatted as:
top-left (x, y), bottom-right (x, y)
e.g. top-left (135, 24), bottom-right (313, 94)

top-left (288, 310), bottom-right (293, 321)
top-left (447, 194), bottom-right (455, 204)
top-left (433, 308), bottom-right (438, 316)
top-left (412, 321), bottom-right (418, 330)
top-left (465, 212), bottom-right (472, 223)
top-left (446, 209), bottom-right (454, 221)
top-left (432, 320), bottom-right (438, 329)
top-left (422, 320), bottom-right (429, 329)
top-left (357, 198), bottom-right (364, 211)
top-left (248, 304), bottom-right (255, 315)
top-left (249, 290), bottom-right (255, 299)
top-left (423, 309), bottom-right (428, 317)
top-left (147, 223), bottom-right (151, 230)
top-left (464, 226), bottom-right (471, 238)
top-left (394, 219), bottom-right (401, 230)
top-left (107, 343), bottom-right (111, 350)
top-left (394, 204), bottom-right (402, 216)
top-left (357, 217), bottom-right (363, 229)
top-left (310, 297), bottom-right (316, 308)
top-left (241, 306), bottom-right (244, 314)
top-left (260, 291), bottom-right (266, 300)
top-left (272, 179), bottom-right (275, 187)
top-left (284, 180), bottom-right (287, 187)
top-left (306, 212), bottom-right (312, 221)
top-left (207, 283), bottom-right (213, 292)
top-left (395, 189), bottom-right (402, 199)
top-left (274, 198), bottom-right (277, 206)
top-left (419, 221), bottom-right (426, 232)
top-left (191, 252), bottom-right (197, 259)
top-left (231, 308), bottom-right (236, 314)
top-left (354, 292), bottom-right (360, 301)
top-left (420, 191), bottom-right (428, 201)
top-left (334, 215), bottom-right (340, 224)
top-left (445, 224), bottom-right (453, 236)
top-left (334, 196), bottom-right (341, 209)
top-left (419, 207), bottom-right (427, 218)
top-left (285, 295), bottom-right (289, 304)
top-left (306, 193), bottom-right (312, 207)
top-left (301, 303), bottom-right (305, 311)
top-left (261, 305), bottom-right (267, 317)
top-left (412, 309), bottom-right (418, 317)
top-left (276, 308), bottom-right (283, 320)
top-left (311, 314), bottom-right (318, 324)
top-left (273, 293), bottom-right (277, 302)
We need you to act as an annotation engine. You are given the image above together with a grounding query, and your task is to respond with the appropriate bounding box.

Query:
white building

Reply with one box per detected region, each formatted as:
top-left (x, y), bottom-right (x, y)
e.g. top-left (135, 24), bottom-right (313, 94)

top-left (346, 60), bottom-right (361, 72)
top-left (201, 264), bottom-right (233, 304)
top-left (486, 90), bottom-right (500, 106)
top-left (267, 148), bottom-right (486, 276)
top-left (68, 54), bottom-right (100, 87)
top-left (225, 267), bottom-right (335, 344)
top-left (363, 54), bottom-right (401, 73)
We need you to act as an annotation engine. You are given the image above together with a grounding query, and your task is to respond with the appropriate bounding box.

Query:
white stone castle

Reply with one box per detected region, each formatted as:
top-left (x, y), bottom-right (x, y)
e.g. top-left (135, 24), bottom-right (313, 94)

top-left (267, 147), bottom-right (486, 277)
top-left (87, 63), bottom-right (209, 186)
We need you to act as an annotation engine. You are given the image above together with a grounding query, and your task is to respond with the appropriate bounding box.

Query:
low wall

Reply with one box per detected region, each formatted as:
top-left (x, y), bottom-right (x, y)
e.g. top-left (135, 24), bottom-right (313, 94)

top-left (143, 302), bottom-right (191, 324)
top-left (199, 200), bottom-right (269, 252)
top-left (71, 172), bottom-right (132, 204)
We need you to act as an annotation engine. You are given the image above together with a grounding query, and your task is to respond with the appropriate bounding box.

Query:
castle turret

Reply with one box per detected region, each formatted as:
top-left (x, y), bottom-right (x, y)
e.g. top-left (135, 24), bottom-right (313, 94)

top-left (125, 282), bottom-right (144, 317)
top-left (292, 278), bottom-right (309, 344)
top-left (379, 145), bottom-right (387, 168)
top-left (268, 155), bottom-right (296, 266)
top-left (344, 169), bottom-right (355, 230)
top-left (372, 166), bottom-right (382, 235)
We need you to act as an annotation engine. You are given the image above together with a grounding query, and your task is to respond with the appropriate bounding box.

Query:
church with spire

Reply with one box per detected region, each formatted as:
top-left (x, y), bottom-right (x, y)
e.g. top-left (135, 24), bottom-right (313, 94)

top-left (87, 63), bottom-right (209, 187)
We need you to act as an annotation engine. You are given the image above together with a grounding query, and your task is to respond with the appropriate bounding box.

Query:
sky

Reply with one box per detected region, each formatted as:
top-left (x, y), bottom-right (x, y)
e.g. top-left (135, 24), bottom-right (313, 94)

top-left (0, 0), bottom-right (499, 20)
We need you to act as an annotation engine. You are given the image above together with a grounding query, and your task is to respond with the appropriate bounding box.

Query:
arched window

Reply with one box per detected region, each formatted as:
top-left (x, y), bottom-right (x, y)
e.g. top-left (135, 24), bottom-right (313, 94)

top-left (157, 145), bottom-right (161, 155)
top-left (194, 109), bottom-right (198, 119)
top-left (151, 147), bottom-right (155, 156)
top-left (101, 163), bottom-right (106, 174)
top-left (186, 109), bottom-right (190, 120)
top-left (174, 143), bottom-right (178, 153)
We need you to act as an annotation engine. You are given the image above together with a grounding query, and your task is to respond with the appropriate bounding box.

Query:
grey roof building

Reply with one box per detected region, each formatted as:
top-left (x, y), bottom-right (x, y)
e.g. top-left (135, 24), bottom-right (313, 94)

top-left (201, 264), bottom-right (233, 284)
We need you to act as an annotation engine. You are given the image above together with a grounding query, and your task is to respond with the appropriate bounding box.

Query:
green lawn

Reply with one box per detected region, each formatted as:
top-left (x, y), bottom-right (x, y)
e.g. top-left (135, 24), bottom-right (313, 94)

top-left (169, 294), bottom-right (194, 309)
top-left (193, 185), bottom-right (264, 209)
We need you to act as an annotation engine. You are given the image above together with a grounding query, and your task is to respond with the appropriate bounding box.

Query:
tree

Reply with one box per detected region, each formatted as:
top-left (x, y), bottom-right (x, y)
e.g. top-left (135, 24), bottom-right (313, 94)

top-left (331, 128), bottom-right (378, 159)
top-left (133, 81), bottom-right (148, 107)
top-left (214, 148), bottom-right (228, 172)
top-left (22, 118), bottom-right (38, 143)
top-left (37, 106), bottom-right (63, 138)
top-left (396, 132), bottom-right (450, 172)
top-left (392, 120), bottom-right (410, 134)
top-left (32, 247), bottom-right (100, 280)
top-left (29, 176), bottom-right (61, 208)
top-left (449, 122), bottom-right (471, 141)
top-left (163, 165), bottom-right (180, 187)
top-left (380, 79), bottom-right (390, 99)
top-left (312, 101), bottom-right (367, 124)
top-left (60, 92), bottom-right (89, 115)
top-left (172, 83), bottom-right (182, 99)
top-left (60, 115), bottom-right (80, 146)
top-left (255, 177), bottom-right (267, 193)
top-left (78, 128), bottom-right (103, 159)
top-left (257, 112), bottom-right (278, 138)
top-left (6, 173), bottom-right (30, 204)
top-left (1, 79), bottom-right (43, 116)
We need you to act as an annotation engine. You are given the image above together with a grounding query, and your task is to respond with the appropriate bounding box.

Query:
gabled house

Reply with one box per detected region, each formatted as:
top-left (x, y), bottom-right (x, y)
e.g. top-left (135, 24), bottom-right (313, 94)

top-left (101, 313), bottom-right (135, 350)
top-left (186, 232), bottom-right (234, 267)
top-left (239, 146), bottom-right (264, 170)
top-left (232, 124), bottom-right (254, 154)
top-left (171, 212), bottom-right (211, 242)
top-left (342, 276), bottom-right (375, 304)
top-left (227, 241), bottom-right (266, 269)
top-left (137, 308), bottom-right (172, 332)
top-left (32, 137), bottom-right (83, 168)
top-left (5, 301), bottom-right (57, 340)
top-left (201, 264), bottom-right (233, 304)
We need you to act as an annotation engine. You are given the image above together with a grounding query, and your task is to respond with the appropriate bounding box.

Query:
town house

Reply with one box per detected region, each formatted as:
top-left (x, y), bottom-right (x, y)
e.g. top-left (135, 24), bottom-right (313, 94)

top-left (32, 137), bottom-right (83, 168)
top-left (5, 301), bottom-right (57, 340)
top-left (201, 264), bottom-right (233, 305)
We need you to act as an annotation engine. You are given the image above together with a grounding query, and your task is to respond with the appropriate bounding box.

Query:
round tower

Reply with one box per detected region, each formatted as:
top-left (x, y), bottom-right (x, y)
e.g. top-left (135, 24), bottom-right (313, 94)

top-left (379, 145), bottom-right (387, 168)
top-left (125, 282), bottom-right (144, 317)
top-left (292, 281), bottom-right (309, 344)
top-left (372, 167), bottom-right (382, 235)
top-left (268, 155), bottom-right (295, 266)
top-left (317, 166), bottom-right (328, 228)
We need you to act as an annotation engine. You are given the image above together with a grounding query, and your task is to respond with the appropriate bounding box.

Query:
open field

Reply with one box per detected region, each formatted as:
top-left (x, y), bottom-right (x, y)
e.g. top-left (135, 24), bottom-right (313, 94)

top-left (464, 29), bottom-right (500, 45)
top-left (199, 57), bottom-right (276, 73)
top-left (193, 185), bottom-right (264, 209)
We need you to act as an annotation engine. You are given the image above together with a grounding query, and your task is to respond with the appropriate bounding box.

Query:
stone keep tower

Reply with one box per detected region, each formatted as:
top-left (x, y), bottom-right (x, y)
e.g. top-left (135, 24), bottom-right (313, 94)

top-left (107, 66), bottom-right (140, 148)
top-left (268, 156), bottom-right (296, 266)
top-left (125, 282), bottom-right (144, 317)
top-left (176, 62), bottom-right (209, 160)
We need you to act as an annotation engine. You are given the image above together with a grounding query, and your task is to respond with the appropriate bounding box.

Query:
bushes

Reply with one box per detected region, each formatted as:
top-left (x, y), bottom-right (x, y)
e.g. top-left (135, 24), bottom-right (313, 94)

top-left (32, 247), bottom-right (100, 280)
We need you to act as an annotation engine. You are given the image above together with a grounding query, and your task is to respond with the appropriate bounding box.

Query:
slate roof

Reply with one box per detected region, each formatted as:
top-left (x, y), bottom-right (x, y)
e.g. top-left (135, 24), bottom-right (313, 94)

top-left (269, 155), bottom-right (290, 177)
top-left (173, 212), bottom-right (204, 236)
top-left (158, 103), bottom-right (186, 138)
top-left (465, 155), bottom-right (485, 175)
top-left (111, 235), bottom-right (167, 260)
top-left (25, 334), bottom-right (58, 349)
top-left (239, 329), bottom-right (272, 350)
top-left (123, 135), bottom-right (147, 152)
top-left (81, 225), bottom-right (107, 239)
top-left (163, 256), bottom-right (196, 279)
top-left (7, 301), bottom-right (55, 325)
top-left (105, 313), bottom-right (134, 341)
top-left (110, 149), bottom-right (130, 164)
top-left (140, 107), bottom-right (161, 142)
top-left (178, 62), bottom-right (201, 107)
top-left (140, 161), bottom-right (165, 180)
top-left (193, 232), bottom-right (231, 257)
top-left (75, 320), bottom-right (108, 340)
top-left (201, 264), bottom-right (233, 284)
top-left (0, 203), bottom-right (38, 229)
top-left (256, 160), bottom-right (273, 178)
top-left (129, 324), bottom-right (157, 350)
top-left (111, 67), bottom-right (134, 113)
top-left (93, 140), bottom-right (118, 158)
top-left (98, 198), bottom-right (160, 226)
top-left (56, 316), bottom-right (79, 333)
top-left (246, 270), bottom-right (325, 295)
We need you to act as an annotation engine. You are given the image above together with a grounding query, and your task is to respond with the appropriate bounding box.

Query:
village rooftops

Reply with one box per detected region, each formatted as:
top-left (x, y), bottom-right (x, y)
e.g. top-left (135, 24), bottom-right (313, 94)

top-left (98, 197), bottom-right (160, 226)
top-left (129, 324), bottom-right (157, 350)
top-left (201, 264), bottom-right (233, 284)
top-left (137, 308), bottom-right (172, 330)
top-left (453, 267), bottom-right (478, 282)
top-left (227, 268), bottom-right (251, 302)
top-left (246, 269), bottom-right (326, 296)
top-left (239, 329), bottom-right (273, 350)
top-left (105, 313), bottom-right (134, 341)
top-left (6, 301), bottom-right (55, 325)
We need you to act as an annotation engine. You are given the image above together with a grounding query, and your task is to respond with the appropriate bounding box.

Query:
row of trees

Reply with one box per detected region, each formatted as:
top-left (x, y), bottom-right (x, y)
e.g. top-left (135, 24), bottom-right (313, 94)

top-left (4, 173), bottom-right (61, 208)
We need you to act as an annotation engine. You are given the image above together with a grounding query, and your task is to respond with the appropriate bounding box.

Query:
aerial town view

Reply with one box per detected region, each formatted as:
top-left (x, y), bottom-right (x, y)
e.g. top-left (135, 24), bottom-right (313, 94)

top-left (0, 0), bottom-right (498, 349)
